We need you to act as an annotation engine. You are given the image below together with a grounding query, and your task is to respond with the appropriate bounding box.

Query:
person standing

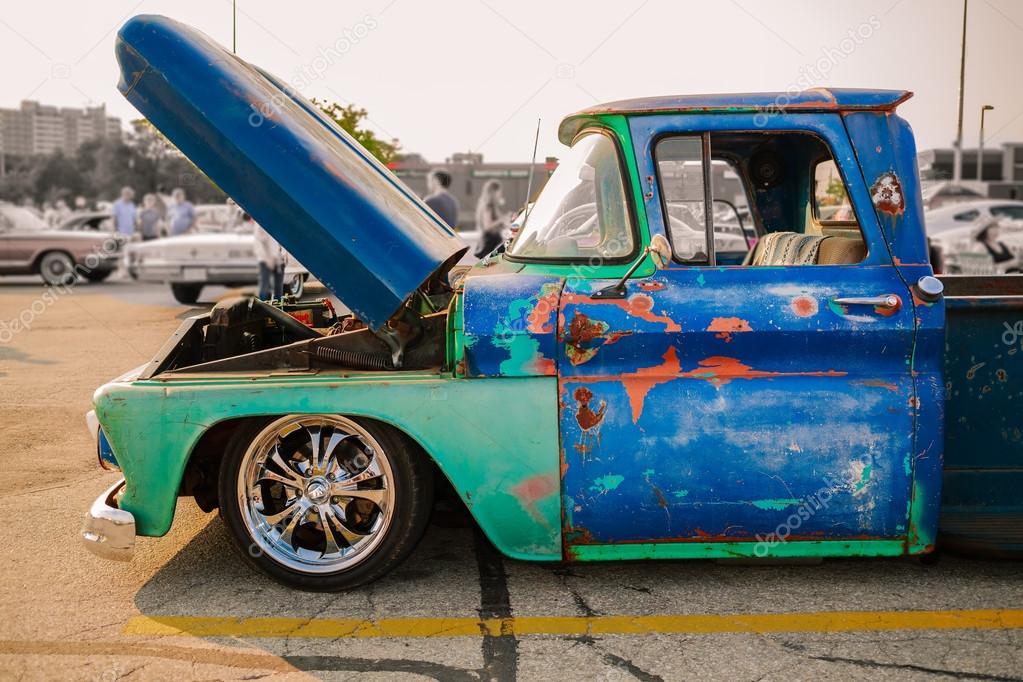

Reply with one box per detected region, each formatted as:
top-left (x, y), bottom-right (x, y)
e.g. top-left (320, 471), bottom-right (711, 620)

top-left (424, 170), bottom-right (459, 229)
top-left (111, 186), bottom-right (137, 237)
top-left (251, 214), bottom-right (286, 300)
top-left (474, 179), bottom-right (510, 258)
top-left (167, 187), bottom-right (196, 235)
top-left (137, 193), bottom-right (163, 241)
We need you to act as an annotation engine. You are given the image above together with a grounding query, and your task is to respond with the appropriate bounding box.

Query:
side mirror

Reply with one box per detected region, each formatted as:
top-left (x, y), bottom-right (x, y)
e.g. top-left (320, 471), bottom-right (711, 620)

top-left (649, 234), bottom-right (671, 269)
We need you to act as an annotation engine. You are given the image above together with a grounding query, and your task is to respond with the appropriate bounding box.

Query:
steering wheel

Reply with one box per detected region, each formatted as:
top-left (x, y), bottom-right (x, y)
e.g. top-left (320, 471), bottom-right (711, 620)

top-left (541, 202), bottom-right (598, 242)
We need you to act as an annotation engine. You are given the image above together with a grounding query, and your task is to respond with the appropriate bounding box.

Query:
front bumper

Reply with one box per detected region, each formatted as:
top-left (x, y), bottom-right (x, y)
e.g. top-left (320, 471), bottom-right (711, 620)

top-left (81, 478), bottom-right (135, 561)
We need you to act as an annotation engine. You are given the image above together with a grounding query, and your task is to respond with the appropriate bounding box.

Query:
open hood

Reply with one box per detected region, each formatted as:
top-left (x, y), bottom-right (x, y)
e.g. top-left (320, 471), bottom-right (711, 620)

top-left (115, 15), bottom-right (466, 330)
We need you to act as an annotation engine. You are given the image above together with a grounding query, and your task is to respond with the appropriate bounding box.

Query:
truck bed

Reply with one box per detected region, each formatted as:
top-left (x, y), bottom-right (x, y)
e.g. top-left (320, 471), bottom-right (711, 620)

top-left (940, 275), bottom-right (1023, 555)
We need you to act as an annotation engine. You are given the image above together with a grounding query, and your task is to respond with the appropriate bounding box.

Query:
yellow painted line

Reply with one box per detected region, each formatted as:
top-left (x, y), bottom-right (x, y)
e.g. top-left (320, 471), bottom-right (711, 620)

top-left (124, 609), bottom-right (1023, 639)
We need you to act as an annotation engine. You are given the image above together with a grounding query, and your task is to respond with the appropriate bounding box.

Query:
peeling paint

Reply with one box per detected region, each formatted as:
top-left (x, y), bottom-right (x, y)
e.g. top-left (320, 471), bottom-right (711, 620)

top-left (590, 474), bottom-right (625, 494)
top-left (707, 316), bottom-right (753, 343)
top-left (790, 296), bottom-right (819, 318)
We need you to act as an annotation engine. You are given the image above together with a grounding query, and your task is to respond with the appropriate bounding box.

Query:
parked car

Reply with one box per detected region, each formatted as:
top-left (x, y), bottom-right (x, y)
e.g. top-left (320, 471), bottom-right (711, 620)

top-left (0, 203), bottom-right (123, 285)
top-left (58, 211), bottom-right (114, 233)
top-left (925, 200), bottom-right (1023, 274)
top-left (82, 17), bottom-right (1022, 591)
top-left (125, 225), bottom-right (310, 304)
top-left (920, 181), bottom-right (985, 210)
top-left (925, 199), bottom-right (1023, 236)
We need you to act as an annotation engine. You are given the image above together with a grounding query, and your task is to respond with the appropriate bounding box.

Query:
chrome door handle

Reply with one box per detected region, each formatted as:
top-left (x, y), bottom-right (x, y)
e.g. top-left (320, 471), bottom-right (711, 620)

top-left (832, 294), bottom-right (901, 309)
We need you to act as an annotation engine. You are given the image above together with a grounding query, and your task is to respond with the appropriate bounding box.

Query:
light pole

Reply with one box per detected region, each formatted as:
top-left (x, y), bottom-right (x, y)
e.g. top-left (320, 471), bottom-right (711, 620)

top-left (953, 0), bottom-right (968, 183)
top-left (978, 104), bottom-right (994, 181)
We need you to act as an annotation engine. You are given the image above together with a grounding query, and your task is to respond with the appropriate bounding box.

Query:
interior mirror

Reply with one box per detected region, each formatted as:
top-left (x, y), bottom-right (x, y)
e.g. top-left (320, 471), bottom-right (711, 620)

top-left (649, 234), bottom-right (671, 269)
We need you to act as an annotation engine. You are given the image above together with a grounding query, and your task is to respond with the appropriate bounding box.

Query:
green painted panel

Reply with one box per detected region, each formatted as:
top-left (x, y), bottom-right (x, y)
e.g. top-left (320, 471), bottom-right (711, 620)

top-left (571, 539), bottom-right (912, 561)
top-left (94, 372), bottom-right (562, 560)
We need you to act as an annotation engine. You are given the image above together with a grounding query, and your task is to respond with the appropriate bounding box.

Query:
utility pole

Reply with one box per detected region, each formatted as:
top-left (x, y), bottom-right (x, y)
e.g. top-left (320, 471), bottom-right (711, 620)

top-left (978, 104), bottom-right (994, 182)
top-left (232, 0), bottom-right (237, 54)
top-left (952, 0), bottom-right (968, 183)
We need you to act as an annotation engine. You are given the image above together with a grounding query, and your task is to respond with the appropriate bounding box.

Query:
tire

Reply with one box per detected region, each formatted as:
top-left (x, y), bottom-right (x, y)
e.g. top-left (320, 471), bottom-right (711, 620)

top-left (37, 251), bottom-right (77, 286)
top-left (286, 273), bottom-right (305, 299)
top-left (170, 282), bottom-right (202, 304)
top-left (218, 415), bottom-right (434, 591)
top-left (83, 269), bottom-right (113, 283)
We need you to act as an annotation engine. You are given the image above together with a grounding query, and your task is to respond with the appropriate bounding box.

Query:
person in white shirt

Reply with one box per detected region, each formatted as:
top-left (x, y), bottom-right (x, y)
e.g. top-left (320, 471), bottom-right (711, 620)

top-left (249, 213), bottom-right (286, 300)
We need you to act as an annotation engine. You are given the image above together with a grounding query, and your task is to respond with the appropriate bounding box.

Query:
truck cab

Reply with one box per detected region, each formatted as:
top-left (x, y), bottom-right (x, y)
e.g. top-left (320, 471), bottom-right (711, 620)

top-left (85, 15), bottom-right (1019, 591)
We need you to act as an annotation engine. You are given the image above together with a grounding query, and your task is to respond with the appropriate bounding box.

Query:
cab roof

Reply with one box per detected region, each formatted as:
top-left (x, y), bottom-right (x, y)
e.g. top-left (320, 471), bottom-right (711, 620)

top-left (558, 88), bottom-right (912, 144)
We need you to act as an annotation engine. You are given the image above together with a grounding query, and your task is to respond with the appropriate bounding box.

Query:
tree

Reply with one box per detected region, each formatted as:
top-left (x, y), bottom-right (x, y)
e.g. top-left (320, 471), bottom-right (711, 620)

top-left (312, 99), bottom-right (399, 165)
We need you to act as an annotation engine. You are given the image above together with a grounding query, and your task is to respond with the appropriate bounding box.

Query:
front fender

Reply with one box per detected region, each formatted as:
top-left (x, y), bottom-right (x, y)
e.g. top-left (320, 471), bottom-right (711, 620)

top-left (93, 371), bottom-right (562, 561)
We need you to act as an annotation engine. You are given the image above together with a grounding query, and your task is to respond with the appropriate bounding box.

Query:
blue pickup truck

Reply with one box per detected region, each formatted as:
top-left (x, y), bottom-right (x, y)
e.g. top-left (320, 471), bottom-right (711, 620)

top-left (81, 15), bottom-right (1020, 590)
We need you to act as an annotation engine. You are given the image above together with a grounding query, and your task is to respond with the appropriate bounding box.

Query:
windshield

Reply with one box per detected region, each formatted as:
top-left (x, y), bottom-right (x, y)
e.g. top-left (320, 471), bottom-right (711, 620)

top-left (0, 206), bottom-right (49, 231)
top-left (507, 132), bottom-right (634, 260)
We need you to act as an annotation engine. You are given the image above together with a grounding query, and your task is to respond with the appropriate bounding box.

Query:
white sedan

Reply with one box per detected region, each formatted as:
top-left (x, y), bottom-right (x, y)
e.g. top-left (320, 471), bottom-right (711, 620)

top-left (926, 200), bottom-right (1023, 275)
top-left (125, 228), bottom-right (309, 304)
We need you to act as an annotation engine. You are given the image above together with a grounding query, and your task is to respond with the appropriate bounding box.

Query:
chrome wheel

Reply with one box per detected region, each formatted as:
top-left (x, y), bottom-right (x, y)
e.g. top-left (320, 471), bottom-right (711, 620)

top-left (237, 415), bottom-right (395, 574)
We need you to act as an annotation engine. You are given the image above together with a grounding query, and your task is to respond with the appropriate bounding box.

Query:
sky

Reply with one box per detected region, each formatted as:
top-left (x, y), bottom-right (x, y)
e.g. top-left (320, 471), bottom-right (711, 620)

top-left (1, 0), bottom-right (1021, 163)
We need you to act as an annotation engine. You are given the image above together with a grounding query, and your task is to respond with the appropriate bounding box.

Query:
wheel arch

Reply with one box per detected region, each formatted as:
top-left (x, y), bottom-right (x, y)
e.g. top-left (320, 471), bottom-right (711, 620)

top-left (180, 412), bottom-right (467, 525)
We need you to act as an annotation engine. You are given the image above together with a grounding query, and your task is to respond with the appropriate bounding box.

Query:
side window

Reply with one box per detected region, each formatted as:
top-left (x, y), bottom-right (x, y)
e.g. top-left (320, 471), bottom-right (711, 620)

top-left (954, 209), bottom-right (980, 222)
top-left (654, 138), bottom-right (751, 263)
top-left (813, 160), bottom-right (859, 226)
top-left (991, 205), bottom-right (1023, 221)
top-left (655, 132), bottom-right (866, 266)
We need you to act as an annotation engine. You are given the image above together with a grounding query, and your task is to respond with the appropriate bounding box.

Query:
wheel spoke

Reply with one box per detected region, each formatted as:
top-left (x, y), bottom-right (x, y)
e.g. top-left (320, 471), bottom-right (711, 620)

top-left (330, 504), bottom-right (368, 546)
top-left (306, 425), bottom-right (322, 474)
top-left (261, 497), bottom-right (304, 526)
top-left (255, 470), bottom-right (302, 489)
top-left (318, 504), bottom-right (342, 555)
top-left (278, 500), bottom-right (310, 548)
top-left (333, 455), bottom-right (384, 489)
top-left (319, 431), bottom-right (356, 475)
top-left (268, 444), bottom-right (304, 484)
top-left (333, 487), bottom-right (387, 507)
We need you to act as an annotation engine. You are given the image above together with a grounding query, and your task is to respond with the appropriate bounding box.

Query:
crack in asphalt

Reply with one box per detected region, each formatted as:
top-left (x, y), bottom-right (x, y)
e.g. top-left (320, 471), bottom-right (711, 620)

top-left (805, 653), bottom-right (1023, 681)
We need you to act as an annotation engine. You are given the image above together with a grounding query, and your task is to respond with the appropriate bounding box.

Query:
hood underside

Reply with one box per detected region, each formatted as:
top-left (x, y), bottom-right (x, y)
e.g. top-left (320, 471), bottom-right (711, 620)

top-left (115, 15), bottom-right (466, 329)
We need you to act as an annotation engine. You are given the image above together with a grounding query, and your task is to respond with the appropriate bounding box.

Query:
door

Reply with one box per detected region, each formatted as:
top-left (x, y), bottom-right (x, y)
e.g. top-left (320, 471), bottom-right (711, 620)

top-left (559, 114), bottom-right (918, 557)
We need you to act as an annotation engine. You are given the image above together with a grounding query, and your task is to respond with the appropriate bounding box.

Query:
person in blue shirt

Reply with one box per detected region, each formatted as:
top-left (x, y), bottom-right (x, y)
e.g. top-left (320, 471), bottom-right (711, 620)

top-left (168, 188), bottom-right (196, 235)
top-left (424, 170), bottom-right (459, 229)
top-left (111, 186), bottom-right (137, 237)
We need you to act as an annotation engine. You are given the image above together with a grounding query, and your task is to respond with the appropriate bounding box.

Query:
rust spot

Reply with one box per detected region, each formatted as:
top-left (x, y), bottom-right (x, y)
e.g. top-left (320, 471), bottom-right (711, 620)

top-left (874, 296), bottom-right (902, 317)
top-left (565, 311), bottom-right (609, 366)
top-left (870, 171), bottom-right (905, 217)
top-left (707, 316), bottom-right (753, 343)
top-left (573, 386), bottom-right (607, 430)
top-left (790, 296), bottom-right (818, 318)
top-left (996, 368), bottom-right (1008, 382)
top-left (852, 379), bottom-right (900, 392)
top-left (513, 474), bottom-right (557, 502)
top-left (651, 484), bottom-right (668, 509)
top-left (560, 293), bottom-right (681, 332)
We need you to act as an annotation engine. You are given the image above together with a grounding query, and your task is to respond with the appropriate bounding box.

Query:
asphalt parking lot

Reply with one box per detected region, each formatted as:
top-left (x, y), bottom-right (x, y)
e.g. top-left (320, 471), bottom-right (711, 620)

top-left (1, 277), bottom-right (1022, 681)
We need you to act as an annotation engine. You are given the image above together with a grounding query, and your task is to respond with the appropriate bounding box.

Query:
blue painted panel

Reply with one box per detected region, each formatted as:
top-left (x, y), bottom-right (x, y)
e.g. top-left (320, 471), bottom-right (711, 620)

top-left (560, 267), bottom-right (917, 543)
top-left (115, 15), bottom-right (465, 329)
top-left (462, 273), bottom-right (563, 377)
top-left (560, 111), bottom-right (923, 547)
top-left (842, 112), bottom-right (930, 267)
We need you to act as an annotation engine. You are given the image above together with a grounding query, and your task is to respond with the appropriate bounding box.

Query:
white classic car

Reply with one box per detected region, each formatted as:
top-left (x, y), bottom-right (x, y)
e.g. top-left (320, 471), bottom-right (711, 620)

top-left (925, 200), bottom-right (1023, 275)
top-left (125, 227), bottom-right (310, 304)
